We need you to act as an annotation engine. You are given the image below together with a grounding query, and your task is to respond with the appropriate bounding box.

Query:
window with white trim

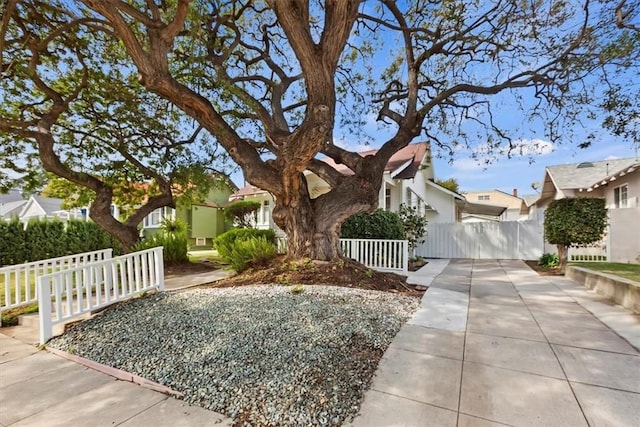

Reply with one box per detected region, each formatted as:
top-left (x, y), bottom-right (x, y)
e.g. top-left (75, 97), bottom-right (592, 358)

top-left (478, 195), bottom-right (490, 201)
top-left (144, 207), bottom-right (174, 228)
top-left (195, 237), bottom-right (207, 246)
top-left (614, 184), bottom-right (628, 208)
top-left (385, 189), bottom-right (391, 211)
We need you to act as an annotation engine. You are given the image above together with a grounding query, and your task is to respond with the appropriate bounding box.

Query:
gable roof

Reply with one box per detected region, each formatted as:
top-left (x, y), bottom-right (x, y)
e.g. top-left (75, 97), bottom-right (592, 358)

top-left (0, 190), bottom-right (24, 205)
top-left (546, 157), bottom-right (639, 190)
top-left (0, 199), bottom-right (27, 219)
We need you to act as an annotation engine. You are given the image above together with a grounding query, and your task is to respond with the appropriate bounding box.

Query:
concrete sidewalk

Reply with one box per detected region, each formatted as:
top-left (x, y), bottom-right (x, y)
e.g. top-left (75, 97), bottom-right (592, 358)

top-left (0, 334), bottom-right (231, 426)
top-left (0, 268), bottom-right (235, 426)
top-left (351, 259), bottom-right (640, 427)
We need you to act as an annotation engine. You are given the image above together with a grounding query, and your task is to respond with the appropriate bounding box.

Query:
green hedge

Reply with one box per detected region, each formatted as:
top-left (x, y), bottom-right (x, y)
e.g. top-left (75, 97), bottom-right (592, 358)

top-left (340, 209), bottom-right (405, 240)
top-left (0, 218), bottom-right (120, 266)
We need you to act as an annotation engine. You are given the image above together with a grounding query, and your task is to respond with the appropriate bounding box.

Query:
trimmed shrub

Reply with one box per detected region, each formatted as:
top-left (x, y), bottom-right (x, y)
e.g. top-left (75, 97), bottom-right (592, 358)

top-left (25, 218), bottom-right (66, 261)
top-left (224, 200), bottom-right (261, 228)
top-left (0, 218), bottom-right (28, 266)
top-left (340, 209), bottom-right (405, 240)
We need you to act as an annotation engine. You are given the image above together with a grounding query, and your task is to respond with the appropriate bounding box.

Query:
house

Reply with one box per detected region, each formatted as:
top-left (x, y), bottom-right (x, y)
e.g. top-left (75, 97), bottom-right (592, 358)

top-left (142, 179), bottom-right (237, 248)
top-left (0, 190), bottom-right (27, 219)
top-left (460, 189), bottom-right (524, 222)
top-left (17, 195), bottom-right (84, 222)
top-left (229, 142), bottom-right (465, 231)
top-left (533, 157), bottom-right (640, 263)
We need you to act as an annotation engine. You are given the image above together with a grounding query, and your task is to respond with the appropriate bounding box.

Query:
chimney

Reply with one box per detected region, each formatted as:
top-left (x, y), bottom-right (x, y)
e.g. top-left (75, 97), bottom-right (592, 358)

top-left (512, 188), bottom-right (518, 198)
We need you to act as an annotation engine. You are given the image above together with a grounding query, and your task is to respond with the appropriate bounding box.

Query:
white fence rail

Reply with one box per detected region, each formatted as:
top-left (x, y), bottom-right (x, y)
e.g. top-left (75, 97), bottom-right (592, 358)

top-left (1, 249), bottom-right (113, 313)
top-left (38, 247), bottom-right (164, 344)
top-left (417, 220), bottom-right (544, 260)
top-left (340, 239), bottom-right (409, 273)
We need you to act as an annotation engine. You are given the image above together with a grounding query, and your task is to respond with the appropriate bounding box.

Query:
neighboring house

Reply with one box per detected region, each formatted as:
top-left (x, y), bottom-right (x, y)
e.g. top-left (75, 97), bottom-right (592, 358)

top-left (18, 195), bottom-right (84, 222)
top-left (0, 190), bottom-right (27, 219)
top-left (229, 142), bottom-right (465, 232)
top-left (461, 189), bottom-right (524, 222)
top-left (534, 157), bottom-right (640, 263)
top-left (142, 180), bottom-right (237, 248)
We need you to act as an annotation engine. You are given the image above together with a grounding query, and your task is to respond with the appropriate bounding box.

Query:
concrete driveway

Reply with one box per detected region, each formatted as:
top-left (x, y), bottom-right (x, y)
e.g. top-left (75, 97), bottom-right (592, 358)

top-left (351, 259), bottom-right (640, 427)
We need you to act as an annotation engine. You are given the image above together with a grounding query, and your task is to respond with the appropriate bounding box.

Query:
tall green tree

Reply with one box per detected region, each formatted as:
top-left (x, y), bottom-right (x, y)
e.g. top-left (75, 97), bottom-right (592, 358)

top-left (0, 1), bottom-right (229, 251)
top-left (2, 0), bottom-right (638, 260)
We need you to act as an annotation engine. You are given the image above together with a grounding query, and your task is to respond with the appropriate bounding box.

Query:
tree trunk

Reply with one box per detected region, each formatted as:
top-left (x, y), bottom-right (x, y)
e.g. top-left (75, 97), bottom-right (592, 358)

top-left (557, 244), bottom-right (568, 274)
top-left (271, 171), bottom-right (381, 260)
top-left (89, 203), bottom-right (140, 253)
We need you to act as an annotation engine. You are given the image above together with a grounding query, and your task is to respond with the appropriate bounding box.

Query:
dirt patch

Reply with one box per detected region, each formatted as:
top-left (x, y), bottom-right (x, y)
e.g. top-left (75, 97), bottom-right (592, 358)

top-left (409, 258), bottom-right (428, 272)
top-left (164, 261), bottom-right (221, 277)
top-left (524, 260), bottom-right (565, 277)
top-left (200, 256), bottom-right (423, 296)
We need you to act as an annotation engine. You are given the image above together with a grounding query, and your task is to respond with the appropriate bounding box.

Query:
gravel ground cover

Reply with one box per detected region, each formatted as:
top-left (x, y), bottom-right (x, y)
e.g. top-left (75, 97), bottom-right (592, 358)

top-left (49, 285), bottom-right (419, 426)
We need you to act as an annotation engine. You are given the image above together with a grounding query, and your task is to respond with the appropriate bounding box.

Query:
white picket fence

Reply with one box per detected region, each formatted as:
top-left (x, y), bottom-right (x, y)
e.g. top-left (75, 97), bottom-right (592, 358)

top-left (340, 238), bottom-right (409, 273)
top-left (1, 249), bottom-right (113, 313)
top-left (417, 220), bottom-right (544, 260)
top-left (38, 247), bottom-right (164, 344)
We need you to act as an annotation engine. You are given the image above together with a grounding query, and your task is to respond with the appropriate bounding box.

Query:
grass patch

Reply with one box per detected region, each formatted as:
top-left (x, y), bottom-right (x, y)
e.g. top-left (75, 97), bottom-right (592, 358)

top-left (0, 270), bottom-right (39, 308)
top-left (569, 262), bottom-right (640, 283)
top-left (1, 303), bottom-right (39, 327)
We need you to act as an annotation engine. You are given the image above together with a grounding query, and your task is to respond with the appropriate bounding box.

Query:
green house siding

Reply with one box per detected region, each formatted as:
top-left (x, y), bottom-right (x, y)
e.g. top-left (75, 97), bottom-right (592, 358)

top-left (190, 205), bottom-right (223, 238)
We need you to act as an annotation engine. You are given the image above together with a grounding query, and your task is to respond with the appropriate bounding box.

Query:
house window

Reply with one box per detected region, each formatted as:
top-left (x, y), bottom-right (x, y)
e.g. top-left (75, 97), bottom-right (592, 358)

top-left (614, 184), bottom-right (628, 208)
top-left (406, 188), bottom-right (413, 207)
top-left (385, 189), bottom-right (391, 211)
top-left (478, 195), bottom-right (490, 201)
top-left (144, 207), bottom-right (174, 228)
top-left (195, 237), bottom-right (207, 246)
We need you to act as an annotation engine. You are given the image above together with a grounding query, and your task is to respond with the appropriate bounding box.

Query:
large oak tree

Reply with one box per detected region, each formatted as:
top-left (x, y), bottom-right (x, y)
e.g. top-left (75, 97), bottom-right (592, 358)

top-left (2, 0), bottom-right (638, 259)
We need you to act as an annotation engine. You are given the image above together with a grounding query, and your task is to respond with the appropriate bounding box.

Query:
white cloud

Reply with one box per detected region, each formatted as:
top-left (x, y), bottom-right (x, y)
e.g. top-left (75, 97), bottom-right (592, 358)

top-left (332, 137), bottom-right (376, 153)
top-left (502, 139), bottom-right (555, 157)
top-left (451, 158), bottom-right (485, 172)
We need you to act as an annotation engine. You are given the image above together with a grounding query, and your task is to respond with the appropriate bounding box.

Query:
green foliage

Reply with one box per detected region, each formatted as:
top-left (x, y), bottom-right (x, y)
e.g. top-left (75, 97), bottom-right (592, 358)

top-left (224, 200), bottom-right (261, 228)
top-left (398, 203), bottom-right (429, 254)
top-left (25, 218), bottom-right (66, 261)
top-left (214, 228), bottom-right (277, 271)
top-left (435, 178), bottom-right (460, 193)
top-left (544, 198), bottom-right (608, 246)
top-left (291, 285), bottom-right (305, 294)
top-left (0, 218), bottom-right (119, 266)
top-left (133, 218), bottom-right (189, 263)
top-left (538, 253), bottom-right (559, 268)
top-left (340, 209), bottom-right (405, 240)
top-left (227, 236), bottom-right (277, 272)
top-left (0, 218), bottom-right (28, 266)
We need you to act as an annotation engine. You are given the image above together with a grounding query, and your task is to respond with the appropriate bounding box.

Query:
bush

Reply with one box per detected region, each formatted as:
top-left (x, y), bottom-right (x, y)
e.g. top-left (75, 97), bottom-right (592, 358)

top-left (340, 209), bottom-right (405, 240)
top-left (214, 228), bottom-right (277, 270)
top-left (227, 236), bottom-right (277, 271)
top-left (0, 217), bottom-right (121, 266)
top-left (0, 218), bottom-right (27, 266)
top-left (538, 253), bottom-right (559, 268)
top-left (133, 218), bottom-right (189, 263)
top-left (398, 203), bottom-right (428, 255)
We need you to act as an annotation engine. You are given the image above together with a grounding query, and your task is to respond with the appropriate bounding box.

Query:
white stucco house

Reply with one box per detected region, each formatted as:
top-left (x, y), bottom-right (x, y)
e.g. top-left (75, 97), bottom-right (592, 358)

top-left (532, 157), bottom-right (640, 263)
top-left (229, 142), bottom-right (465, 232)
top-left (0, 190), bottom-right (27, 220)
